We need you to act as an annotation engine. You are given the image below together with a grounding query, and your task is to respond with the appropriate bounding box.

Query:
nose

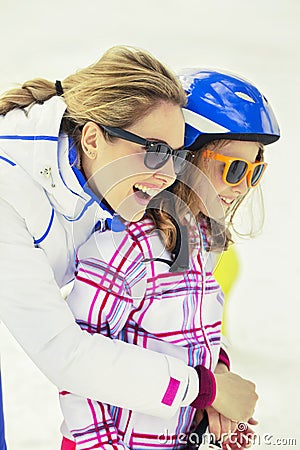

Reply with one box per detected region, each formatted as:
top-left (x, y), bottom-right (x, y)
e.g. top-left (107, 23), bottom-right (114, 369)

top-left (153, 157), bottom-right (176, 187)
top-left (232, 176), bottom-right (249, 196)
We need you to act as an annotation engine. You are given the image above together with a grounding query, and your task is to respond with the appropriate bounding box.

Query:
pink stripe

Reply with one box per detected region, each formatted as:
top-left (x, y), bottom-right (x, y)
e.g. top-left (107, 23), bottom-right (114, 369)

top-left (61, 437), bottom-right (75, 450)
top-left (130, 222), bottom-right (156, 325)
top-left (59, 390), bottom-right (70, 396)
top-left (197, 252), bottom-right (213, 370)
top-left (219, 347), bottom-right (230, 370)
top-left (161, 377), bottom-right (180, 406)
top-left (128, 321), bottom-right (221, 339)
top-left (109, 233), bottom-right (128, 266)
top-left (87, 398), bottom-right (102, 444)
top-left (87, 289), bottom-right (100, 332)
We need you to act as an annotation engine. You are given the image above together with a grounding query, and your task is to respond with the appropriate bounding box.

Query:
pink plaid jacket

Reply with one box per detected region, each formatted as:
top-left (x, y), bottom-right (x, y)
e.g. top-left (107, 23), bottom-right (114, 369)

top-left (60, 218), bottom-right (224, 449)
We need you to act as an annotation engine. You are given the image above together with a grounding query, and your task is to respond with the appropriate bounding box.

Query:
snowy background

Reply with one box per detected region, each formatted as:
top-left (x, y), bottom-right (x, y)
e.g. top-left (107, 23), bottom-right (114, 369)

top-left (0, 0), bottom-right (300, 448)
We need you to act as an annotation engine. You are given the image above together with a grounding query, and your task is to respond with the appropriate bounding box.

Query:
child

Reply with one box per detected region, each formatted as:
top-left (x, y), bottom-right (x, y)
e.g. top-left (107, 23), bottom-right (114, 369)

top-left (59, 68), bottom-right (280, 449)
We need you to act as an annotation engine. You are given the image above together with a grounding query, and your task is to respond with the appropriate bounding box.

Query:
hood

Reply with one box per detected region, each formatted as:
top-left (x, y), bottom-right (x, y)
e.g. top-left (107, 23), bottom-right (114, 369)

top-left (0, 97), bottom-right (112, 221)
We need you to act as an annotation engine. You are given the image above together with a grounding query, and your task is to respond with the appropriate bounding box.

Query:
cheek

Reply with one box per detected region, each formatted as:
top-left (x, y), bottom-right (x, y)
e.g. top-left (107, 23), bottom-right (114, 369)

top-left (95, 154), bottom-right (146, 190)
top-left (107, 178), bottom-right (133, 200)
top-left (205, 162), bottom-right (225, 193)
top-left (214, 174), bottom-right (226, 193)
top-left (103, 180), bottom-right (134, 215)
top-left (116, 152), bottom-right (148, 181)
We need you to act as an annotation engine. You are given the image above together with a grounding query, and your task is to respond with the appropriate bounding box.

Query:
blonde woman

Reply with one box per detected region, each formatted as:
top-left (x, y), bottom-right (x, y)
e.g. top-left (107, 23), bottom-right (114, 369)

top-left (0, 45), bottom-right (195, 446)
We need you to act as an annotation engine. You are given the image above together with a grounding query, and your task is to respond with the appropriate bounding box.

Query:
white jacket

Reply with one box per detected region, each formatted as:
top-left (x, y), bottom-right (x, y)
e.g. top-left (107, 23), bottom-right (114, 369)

top-left (0, 97), bottom-right (198, 418)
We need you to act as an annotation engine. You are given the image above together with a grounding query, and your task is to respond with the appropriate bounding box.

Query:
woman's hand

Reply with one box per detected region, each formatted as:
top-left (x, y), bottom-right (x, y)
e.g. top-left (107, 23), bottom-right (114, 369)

top-left (212, 371), bottom-right (258, 422)
top-left (192, 362), bottom-right (258, 448)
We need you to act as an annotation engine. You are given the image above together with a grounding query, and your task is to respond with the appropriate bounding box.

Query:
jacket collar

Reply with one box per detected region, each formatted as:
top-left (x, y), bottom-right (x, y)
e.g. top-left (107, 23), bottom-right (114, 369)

top-left (0, 97), bottom-right (119, 223)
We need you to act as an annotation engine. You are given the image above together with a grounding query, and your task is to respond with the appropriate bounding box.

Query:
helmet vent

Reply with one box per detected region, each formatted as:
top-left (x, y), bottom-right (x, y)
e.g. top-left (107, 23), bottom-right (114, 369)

top-left (234, 91), bottom-right (255, 103)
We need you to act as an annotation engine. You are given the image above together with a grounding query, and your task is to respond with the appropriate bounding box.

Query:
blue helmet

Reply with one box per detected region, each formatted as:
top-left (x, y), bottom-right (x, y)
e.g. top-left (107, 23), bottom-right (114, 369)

top-left (179, 68), bottom-right (280, 150)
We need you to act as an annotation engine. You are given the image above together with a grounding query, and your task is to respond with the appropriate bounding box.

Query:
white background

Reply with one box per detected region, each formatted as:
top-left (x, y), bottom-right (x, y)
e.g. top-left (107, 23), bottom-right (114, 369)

top-left (0, 0), bottom-right (299, 448)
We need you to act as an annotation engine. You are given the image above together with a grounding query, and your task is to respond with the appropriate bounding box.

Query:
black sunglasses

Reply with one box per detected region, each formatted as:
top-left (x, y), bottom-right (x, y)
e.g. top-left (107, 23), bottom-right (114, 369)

top-left (100, 125), bottom-right (189, 175)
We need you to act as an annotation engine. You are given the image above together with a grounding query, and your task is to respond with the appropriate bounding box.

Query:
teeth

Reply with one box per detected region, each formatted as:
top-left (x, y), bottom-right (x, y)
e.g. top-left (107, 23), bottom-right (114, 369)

top-left (134, 184), bottom-right (159, 197)
top-left (220, 196), bottom-right (233, 205)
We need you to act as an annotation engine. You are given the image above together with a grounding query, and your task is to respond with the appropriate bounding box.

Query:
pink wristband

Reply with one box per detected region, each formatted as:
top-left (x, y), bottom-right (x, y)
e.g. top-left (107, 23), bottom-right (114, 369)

top-left (190, 365), bottom-right (216, 409)
top-left (218, 347), bottom-right (230, 370)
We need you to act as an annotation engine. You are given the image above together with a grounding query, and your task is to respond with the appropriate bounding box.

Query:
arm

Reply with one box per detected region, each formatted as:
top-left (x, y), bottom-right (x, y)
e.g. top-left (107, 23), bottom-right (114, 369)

top-left (60, 249), bottom-right (139, 448)
top-left (206, 362), bottom-right (238, 442)
top-left (0, 198), bottom-right (198, 418)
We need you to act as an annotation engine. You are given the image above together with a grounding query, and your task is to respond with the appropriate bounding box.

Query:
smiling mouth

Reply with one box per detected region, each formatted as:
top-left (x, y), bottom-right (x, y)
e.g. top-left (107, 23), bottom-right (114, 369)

top-left (219, 196), bottom-right (235, 206)
top-left (133, 183), bottom-right (160, 200)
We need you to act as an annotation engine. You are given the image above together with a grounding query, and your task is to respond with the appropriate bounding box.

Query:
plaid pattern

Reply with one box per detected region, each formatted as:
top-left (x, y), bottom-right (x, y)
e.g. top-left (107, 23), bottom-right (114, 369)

top-left (60, 219), bottom-right (224, 449)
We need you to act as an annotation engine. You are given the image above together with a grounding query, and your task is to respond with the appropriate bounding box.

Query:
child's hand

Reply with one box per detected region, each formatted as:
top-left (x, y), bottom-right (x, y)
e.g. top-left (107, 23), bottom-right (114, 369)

top-left (206, 405), bottom-right (238, 442)
top-left (222, 417), bottom-right (258, 449)
top-left (206, 407), bottom-right (258, 449)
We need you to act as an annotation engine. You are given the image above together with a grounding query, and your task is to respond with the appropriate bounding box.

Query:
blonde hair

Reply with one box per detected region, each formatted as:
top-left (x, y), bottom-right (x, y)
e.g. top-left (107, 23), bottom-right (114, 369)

top-left (0, 45), bottom-right (186, 149)
top-left (147, 139), bottom-right (265, 253)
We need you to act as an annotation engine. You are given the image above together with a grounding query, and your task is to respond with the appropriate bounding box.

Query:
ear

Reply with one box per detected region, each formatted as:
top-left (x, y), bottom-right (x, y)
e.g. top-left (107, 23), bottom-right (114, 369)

top-left (81, 122), bottom-right (103, 159)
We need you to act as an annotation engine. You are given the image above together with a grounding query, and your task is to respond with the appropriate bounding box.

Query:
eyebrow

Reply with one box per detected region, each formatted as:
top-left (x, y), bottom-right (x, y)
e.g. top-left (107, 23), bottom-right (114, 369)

top-left (147, 137), bottom-right (185, 152)
top-left (102, 125), bottom-right (185, 152)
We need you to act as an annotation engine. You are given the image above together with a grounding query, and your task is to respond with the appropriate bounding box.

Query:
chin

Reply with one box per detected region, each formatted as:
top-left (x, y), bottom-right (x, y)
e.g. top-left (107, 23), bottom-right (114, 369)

top-left (131, 212), bottom-right (145, 222)
top-left (118, 207), bottom-right (146, 223)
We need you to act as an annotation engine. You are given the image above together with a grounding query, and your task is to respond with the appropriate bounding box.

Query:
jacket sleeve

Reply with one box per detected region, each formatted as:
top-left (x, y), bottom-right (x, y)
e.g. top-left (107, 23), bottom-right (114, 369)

top-left (0, 197), bottom-right (198, 419)
top-left (60, 248), bottom-right (140, 449)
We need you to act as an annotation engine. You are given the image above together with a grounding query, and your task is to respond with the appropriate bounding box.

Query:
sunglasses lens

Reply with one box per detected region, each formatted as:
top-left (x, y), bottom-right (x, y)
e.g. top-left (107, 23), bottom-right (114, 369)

top-left (173, 150), bottom-right (188, 174)
top-left (144, 144), bottom-right (170, 170)
top-left (226, 160), bottom-right (247, 184)
top-left (251, 164), bottom-right (265, 186)
top-left (144, 144), bottom-right (188, 174)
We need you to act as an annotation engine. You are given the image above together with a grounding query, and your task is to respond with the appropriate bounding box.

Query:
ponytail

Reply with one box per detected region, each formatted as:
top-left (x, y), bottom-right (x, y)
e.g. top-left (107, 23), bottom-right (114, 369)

top-left (0, 78), bottom-right (59, 115)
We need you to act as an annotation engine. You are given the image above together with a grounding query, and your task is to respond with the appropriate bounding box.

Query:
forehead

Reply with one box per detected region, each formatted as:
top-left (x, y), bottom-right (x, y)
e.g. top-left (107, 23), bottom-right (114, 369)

top-left (219, 140), bottom-right (261, 161)
top-left (128, 102), bottom-right (185, 148)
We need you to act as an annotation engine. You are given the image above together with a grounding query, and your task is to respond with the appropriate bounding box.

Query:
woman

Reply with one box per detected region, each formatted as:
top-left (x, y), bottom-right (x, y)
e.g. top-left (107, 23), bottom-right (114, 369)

top-left (0, 45), bottom-right (197, 446)
top-left (58, 69), bottom-right (280, 449)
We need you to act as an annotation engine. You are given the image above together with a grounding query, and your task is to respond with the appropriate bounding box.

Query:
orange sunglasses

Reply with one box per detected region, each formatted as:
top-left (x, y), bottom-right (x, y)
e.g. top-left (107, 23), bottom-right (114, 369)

top-left (202, 150), bottom-right (267, 188)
